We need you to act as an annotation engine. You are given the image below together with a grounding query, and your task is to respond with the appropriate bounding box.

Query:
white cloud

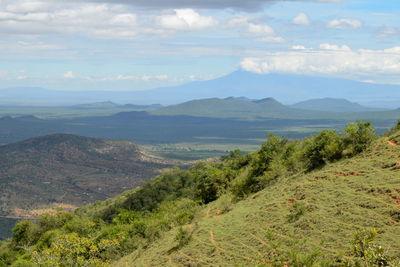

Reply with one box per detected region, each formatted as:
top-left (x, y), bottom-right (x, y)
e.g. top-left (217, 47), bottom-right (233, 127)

top-left (247, 23), bottom-right (275, 36)
top-left (5, 1), bottom-right (51, 13)
top-left (292, 13), bottom-right (310, 26)
top-left (240, 44), bottom-right (400, 78)
top-left (0, 1), bottom-right (175, 40)
top-left (257, 36), bottom-right (286, 43)
top-left (292, 45), bottom-right (308, 50)
top-left (319, 43), bottom-right (351, 51)
top-left (157, 9), bottom-right (218, 30)
top-left (63, 71), bottom-right (75, 79)
top-left (327, 18), bottom-right (362, 29)
top-left (227, 15), bottom-right (249, 27)
top-left (375, 26), bottom-right (400, 38)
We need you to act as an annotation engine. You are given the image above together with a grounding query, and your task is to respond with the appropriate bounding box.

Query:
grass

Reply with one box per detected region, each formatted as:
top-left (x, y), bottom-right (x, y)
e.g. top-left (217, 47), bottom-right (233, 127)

top-left (116, 135), bottom-right (400, 266)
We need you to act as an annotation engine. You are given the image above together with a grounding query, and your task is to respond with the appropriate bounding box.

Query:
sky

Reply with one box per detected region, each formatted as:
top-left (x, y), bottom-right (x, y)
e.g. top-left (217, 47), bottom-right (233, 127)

top-left (0, 0), bottom-right (400, 91)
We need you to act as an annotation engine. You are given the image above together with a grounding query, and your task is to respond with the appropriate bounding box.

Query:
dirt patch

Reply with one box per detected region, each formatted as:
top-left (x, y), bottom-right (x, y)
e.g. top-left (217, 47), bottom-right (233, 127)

top-left (210, 231), bottom-right (225, 251)
top-left (335, 172), bottom-right (361, 177)
top-left (214, 209), bottom-right (223, 217)
top-left (385, 138), bottom-right (398, 147)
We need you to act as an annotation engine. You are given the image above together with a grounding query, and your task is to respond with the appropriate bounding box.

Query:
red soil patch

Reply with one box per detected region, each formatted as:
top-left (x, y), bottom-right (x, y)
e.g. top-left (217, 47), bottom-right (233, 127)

top-left (210, 231), bottom-right (225, 251)
top-left (385, 138), bottom-right (398, 147)
top-left (283, 199), bottom-right (297, 206)
top-left (335, 172), bottom-right (361, 177)
top-left (214, 209), bottom-right (223, 217)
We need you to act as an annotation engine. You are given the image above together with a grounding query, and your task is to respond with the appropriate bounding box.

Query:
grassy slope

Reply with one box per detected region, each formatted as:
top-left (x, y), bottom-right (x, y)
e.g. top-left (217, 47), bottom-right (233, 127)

top-left (116, 135), bottom-right (400, 266)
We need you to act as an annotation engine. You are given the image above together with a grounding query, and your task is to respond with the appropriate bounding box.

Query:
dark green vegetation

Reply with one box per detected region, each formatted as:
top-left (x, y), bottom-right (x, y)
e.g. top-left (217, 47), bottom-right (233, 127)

top-left (0, 134), bottom-right (175, 219)
top-left (1, 121), bottom-right (399, 266)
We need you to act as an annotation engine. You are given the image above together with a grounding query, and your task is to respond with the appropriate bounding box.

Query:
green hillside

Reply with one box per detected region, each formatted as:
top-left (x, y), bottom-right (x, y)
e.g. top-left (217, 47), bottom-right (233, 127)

top-left (291, 98), bottom-right (385, 113)
top-left (151, 97), bottom-right (322, 119)
top-left (151, 97), bottom-right (400, 121)
top-left (1, 122), bottom-right (400, 266)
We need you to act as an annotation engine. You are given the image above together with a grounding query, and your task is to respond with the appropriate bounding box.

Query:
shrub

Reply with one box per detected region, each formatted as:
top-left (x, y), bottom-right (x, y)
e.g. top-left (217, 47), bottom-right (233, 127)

top-left (302, 130), bottom-right (344, 170)
top-left (347, 228), bottom-right (390, 266)
top-left (64, 217), bottom-right (97, 236)
top-left (343, 121), bottom-right (375, 156)
top-left (39, 212), bottom-right (74, 232)
top-left (12, 221), bottom-right (41, 247)
top-left (251, 135), bottom-right (290, 177)
top-left (192, 163), bottom-right (226, 204)
top-left (230, 169), bottom-right (258, 199)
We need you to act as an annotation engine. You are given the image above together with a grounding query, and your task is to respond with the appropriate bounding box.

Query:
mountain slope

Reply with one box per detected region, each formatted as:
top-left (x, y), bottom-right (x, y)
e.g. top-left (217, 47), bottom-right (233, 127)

top-left (0, 134), bottom-right (172, 218)
top-left (116, 130), bottom-right (400, 266)
top-left (292, 98), bottom-right (385, 112)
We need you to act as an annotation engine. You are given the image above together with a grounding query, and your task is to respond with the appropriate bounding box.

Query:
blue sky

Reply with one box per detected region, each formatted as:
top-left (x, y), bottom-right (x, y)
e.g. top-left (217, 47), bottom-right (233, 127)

top-left (0, 0), bottom-right (399, 91)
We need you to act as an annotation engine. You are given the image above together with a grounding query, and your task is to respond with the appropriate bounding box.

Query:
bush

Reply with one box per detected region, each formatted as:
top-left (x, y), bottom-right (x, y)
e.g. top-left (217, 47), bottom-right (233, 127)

top-left (39, 212), bottom-right (74, 232)
top-left (251, 135), bottom-right (290, 177)
top-left (64, 217), bottom-right (97, 236)
top-left (192, 163), bottom-right (226, 204)
top-left (343, 121), bottom-right (375, 156)
top-left (12, 221), bottom-right (41, 247)
top-left (347, 229), bottom-right (390, 266)
top-left (302, 130), bottom-right (344, 171)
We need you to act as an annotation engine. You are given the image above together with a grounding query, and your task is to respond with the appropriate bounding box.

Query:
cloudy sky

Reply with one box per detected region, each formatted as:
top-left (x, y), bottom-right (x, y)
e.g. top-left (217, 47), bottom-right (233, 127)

top-left (0, 0), bottom-right (399, 91)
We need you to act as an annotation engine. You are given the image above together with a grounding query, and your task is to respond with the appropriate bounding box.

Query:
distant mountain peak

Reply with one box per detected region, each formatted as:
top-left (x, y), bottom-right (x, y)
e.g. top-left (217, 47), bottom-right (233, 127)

top-left (253, 97), bottom-right (279, 104)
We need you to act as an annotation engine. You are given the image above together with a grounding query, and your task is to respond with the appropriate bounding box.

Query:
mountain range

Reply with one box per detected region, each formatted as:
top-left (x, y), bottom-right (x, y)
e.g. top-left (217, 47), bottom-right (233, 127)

top-left (1, 71), bottom-right (400, 108)
top-left (151, 97), bottom-right (387, 119)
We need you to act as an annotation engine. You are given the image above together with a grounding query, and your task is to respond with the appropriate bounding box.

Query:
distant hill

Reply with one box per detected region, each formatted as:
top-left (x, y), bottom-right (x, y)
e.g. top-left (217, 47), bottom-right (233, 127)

top-left (71, 101), bottom-right (162, 111)
top-left (151, 97), bottom-right (321, 119)
top-left (71, 101), bottom-right (121, 109)
top-left (0, 134), bottom-right (173, 218)
top-left (2, 71), bottom-right (400, 108)
top-left (291, 98), bottom-right (385, 112)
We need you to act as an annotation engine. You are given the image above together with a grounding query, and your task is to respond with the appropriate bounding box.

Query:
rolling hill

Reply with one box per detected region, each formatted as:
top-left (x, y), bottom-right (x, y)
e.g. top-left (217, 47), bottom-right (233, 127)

top-left (0, 134), bottom-right (173, 218)
top-left (291, 98), bottom-right (385, 113)
top-left (151, 97), bottom-right (399, 120)
top-left (151, 97), bottom-right (323, 119)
